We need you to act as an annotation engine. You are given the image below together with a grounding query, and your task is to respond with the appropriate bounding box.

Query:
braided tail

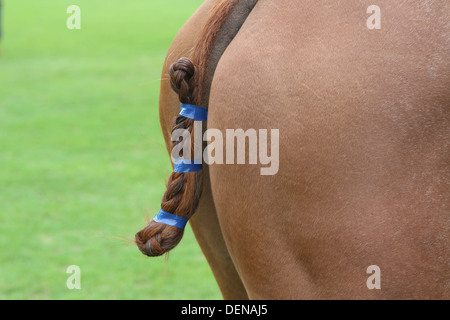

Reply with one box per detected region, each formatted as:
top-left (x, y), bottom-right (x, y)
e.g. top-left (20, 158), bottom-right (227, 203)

top-left (135, 58), bottom-right (204, 257)
top-left (135, 0), bottom-right (258, 257)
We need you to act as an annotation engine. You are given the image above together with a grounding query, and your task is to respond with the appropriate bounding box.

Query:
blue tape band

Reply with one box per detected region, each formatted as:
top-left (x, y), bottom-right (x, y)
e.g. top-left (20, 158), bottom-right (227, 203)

top-left (180, 103), bottom-right (208, 122)
top-left (153, 209), bottom-right (188, 230)
top-left (173, 159), bottom-right (202, 173)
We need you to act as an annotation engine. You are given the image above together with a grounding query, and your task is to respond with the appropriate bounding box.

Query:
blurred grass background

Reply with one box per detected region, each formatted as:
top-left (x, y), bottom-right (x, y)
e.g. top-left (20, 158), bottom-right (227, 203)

top-left (0, 0), bottom-right (222, 299)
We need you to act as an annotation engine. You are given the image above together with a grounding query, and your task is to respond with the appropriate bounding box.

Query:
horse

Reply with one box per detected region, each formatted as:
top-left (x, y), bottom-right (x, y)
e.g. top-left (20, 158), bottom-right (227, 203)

top-left (135, 0), bottom-right (449, 299)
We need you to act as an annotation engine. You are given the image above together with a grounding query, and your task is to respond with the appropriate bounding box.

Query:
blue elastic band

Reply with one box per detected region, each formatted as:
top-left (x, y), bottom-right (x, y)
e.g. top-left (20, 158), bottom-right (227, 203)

top-left (174, 158), bottom-right (202, 173)
top-left (180, 103), bottom-right (208, 122)
top-left (153, 209), bottom-right (188, 230)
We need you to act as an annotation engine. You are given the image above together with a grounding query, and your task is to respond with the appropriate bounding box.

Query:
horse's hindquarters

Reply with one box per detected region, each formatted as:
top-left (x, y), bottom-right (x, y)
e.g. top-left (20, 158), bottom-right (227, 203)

top-left (208, 0), bottom-right (449, 299)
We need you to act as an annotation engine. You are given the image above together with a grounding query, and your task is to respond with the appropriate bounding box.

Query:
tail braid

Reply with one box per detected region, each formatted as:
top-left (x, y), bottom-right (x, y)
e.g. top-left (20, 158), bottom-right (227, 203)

top-left (135, 0), bottom-right (255, 257)
top-left (135, 58), bottom-right (203, 257)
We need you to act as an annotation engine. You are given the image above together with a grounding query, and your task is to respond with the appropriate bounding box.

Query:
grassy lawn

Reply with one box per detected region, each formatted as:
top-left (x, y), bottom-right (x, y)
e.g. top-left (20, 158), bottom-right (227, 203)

top-left (0, 0), bottom-right (221, 299)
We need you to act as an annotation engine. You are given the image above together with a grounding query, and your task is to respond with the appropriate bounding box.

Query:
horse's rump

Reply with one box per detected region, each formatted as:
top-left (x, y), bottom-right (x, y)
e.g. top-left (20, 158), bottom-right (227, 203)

top-left (139, 0), bottom-right (450, 299)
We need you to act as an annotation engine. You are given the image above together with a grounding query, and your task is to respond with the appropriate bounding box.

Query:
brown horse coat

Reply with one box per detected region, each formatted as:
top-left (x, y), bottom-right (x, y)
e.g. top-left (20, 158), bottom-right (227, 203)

top-left (157, 0), bottom-right (449, 299)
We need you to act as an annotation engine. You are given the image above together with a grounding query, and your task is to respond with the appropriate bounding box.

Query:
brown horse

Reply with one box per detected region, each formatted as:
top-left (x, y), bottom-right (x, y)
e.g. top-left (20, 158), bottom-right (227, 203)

top-left (136, 0), bottom-right (449, 299)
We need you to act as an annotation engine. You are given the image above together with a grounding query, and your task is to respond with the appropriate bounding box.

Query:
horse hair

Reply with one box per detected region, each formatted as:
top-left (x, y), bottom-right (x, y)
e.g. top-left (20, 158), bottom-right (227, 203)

top-left (135, 0), bottom-right (244, 257)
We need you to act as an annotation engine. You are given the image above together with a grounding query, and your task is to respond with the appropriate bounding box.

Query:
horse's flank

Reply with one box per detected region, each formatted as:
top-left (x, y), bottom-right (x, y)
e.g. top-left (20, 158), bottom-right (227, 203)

top-left (157, 0), bottom-right (449, 299)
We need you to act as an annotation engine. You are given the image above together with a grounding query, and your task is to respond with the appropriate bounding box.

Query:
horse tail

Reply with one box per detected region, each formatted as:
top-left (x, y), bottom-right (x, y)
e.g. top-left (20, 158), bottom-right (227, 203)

top-left (135, 0), bottom-right (258, 257)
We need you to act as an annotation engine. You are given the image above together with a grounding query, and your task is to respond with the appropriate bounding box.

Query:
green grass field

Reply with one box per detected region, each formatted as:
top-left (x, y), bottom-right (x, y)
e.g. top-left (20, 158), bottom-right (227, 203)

top-left (0, 0), bottom-right (222, 299)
